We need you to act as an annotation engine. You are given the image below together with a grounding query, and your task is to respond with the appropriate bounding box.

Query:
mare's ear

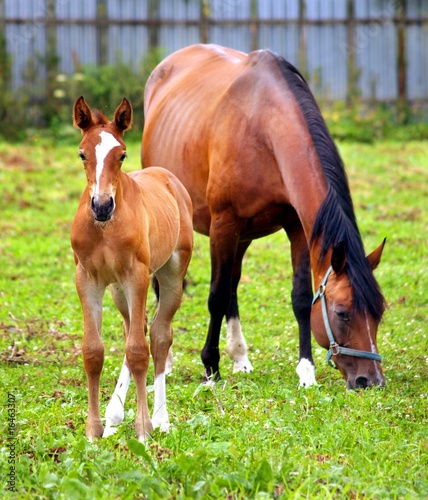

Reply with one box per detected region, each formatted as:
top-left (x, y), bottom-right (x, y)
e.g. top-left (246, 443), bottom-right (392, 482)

top-left (331, 241), bottom-right (346, 275)
top-left (367, 238), bottom-right (386, 271)
top-left (73, 96), bottom-right (94, 131)
top-left (113, 98), bottom-right (133, 132)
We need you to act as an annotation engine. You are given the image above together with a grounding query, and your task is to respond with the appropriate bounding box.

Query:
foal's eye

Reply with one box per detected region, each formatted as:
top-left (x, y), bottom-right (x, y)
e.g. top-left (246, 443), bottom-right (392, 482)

top-left (336, 311), bottom-right (350, 322)
top-left (119, 152), bottom-right (127, 162)
top-left (78, 151), bottom-right (86, 161)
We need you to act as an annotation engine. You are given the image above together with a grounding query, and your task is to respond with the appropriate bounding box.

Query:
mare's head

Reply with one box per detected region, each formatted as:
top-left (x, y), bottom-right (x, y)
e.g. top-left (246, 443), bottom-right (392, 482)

top-left (73, 96), bottom-right (133, 222)
top-left (310, 240), bottom-right (386, 389)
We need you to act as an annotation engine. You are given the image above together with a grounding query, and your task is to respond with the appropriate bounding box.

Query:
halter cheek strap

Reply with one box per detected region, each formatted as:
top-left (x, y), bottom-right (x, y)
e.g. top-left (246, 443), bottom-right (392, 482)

top-left (312, 266), bottom-right (383, 368)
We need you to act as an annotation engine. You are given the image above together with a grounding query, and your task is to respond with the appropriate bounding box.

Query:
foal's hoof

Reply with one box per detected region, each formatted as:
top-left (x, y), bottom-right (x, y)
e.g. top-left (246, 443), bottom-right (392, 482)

top-left (135, 420), bottom-right (153, 442)
top-left (102, 424), bottom-right (119, 438)
top-left (86, 421), bottom-right (104, 442)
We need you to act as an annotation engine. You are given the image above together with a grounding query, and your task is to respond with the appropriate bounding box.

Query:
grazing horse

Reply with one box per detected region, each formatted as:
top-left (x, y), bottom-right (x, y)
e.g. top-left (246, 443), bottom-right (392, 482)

top-left (71, 97), bottom-right (193, 441)
top-left (142, 44), bottom-right (386, 389)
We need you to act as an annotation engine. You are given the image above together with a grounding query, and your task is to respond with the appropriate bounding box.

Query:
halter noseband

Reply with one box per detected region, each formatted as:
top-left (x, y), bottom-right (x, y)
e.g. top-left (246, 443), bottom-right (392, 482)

top-left (312, 266), bottom-right (382, 368)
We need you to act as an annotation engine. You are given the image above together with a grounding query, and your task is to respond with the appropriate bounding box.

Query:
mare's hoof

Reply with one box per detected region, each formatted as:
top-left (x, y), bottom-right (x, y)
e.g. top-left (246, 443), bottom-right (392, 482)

top-left (296, 358), bottom-right (317, 387)
top-left (233, 356), bottom-right (254, 373)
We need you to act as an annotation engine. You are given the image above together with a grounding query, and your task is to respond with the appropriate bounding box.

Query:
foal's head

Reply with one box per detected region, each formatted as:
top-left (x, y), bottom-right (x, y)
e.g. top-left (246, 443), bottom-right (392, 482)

top-left (73, 96), bottom-right (133, 222)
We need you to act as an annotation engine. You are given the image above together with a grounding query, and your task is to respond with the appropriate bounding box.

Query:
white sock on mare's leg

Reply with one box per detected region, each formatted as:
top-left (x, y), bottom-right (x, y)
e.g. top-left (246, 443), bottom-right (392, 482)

top-left (296, 358), bottom-right (317, 387)
top-left (226, 317), bottom-right (254, 373)
top-left (103, 359), bottom-right (131, 437)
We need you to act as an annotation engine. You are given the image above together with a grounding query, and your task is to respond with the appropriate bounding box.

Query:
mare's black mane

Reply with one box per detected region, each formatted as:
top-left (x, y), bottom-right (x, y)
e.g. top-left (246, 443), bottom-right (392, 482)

top-left (271, 51), bottom-right (385, 321)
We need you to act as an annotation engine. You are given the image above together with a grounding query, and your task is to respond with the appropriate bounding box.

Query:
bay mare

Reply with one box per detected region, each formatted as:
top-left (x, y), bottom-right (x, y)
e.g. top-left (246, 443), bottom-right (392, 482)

top-left (142, 44), bottom-right (386, 390)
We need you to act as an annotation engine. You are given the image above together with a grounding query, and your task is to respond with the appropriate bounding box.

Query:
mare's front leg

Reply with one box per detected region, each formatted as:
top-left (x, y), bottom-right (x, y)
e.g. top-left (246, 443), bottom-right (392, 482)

top-left (285, 223), bottom-right (316, 387)
top-left (124, 267), bottom-right (152, 441)
top-left (75, 265), bottom-right (105, 440)
top-left (225, 240), bottom-right (253, 373)
top-left (202, 211), bottom-right (244, 381)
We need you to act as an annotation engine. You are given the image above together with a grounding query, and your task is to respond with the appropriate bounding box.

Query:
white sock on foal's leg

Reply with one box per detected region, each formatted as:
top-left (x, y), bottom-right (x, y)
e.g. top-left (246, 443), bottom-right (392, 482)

top-left (296, 358), bottom-right (317, 387)
top-left (103, 360), bottom-right (131, 437)
top-left (152, 372), bottom-right (170, 432)
top-left (226, 317), bottom-right (254, 373)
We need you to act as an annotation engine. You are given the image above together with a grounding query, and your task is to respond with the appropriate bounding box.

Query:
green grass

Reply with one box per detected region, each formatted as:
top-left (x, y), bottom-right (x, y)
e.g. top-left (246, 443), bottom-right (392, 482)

top-left (0, 136), bottom-right (427, 499)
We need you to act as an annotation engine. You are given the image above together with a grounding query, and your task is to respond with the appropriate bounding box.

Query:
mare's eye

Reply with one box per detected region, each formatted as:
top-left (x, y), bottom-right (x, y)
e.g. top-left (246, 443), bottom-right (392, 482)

top-left (336, 311), bottom-right (350, 322)
top-left (119, 152), bottom-right (127, 162)
top-left (78, 151), bottom-right (86, 161)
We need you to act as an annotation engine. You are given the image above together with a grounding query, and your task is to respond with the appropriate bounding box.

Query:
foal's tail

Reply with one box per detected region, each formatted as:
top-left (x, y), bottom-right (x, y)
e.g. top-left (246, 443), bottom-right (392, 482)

top-left (151, 275), bottom-right (191, 302)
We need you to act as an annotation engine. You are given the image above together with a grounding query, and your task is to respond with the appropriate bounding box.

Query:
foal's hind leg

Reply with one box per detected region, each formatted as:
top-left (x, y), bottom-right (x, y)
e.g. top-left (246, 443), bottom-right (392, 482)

top-left (152, 275), bottom-right (174, 375)
top-left (285, 223), bottom-right (316, 387)
top-left (225, 240), bottom-right (253, 373)
top-left (150, 249), bottom-right (190, 431)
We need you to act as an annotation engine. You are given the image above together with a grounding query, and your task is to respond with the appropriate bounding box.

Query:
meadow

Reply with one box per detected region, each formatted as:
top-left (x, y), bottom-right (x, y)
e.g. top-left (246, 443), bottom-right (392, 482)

top-left (0, 134), bottom-right (427, 499)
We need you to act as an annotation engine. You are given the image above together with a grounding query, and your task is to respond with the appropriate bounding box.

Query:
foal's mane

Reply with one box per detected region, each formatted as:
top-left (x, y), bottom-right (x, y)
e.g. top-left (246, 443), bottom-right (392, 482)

top-left (270, 52), bottom-right (385, 320)
top-left (92, 109), bottom-right (109, 126)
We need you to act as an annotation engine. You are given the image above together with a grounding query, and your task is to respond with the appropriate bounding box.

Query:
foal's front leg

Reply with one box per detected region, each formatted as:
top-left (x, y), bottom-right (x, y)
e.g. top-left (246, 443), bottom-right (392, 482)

top-left (75, 266), bottom-right (106, 441)
top-left (125, 269), bottom-right (152, 441)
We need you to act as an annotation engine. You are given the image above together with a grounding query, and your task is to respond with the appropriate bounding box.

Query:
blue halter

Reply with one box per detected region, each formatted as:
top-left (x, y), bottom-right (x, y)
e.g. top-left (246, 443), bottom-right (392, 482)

top-left (312, 266), bottom-right (382, 368)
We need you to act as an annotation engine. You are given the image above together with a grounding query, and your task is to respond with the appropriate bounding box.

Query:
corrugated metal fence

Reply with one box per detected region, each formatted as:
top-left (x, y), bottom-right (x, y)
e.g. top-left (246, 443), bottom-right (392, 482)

top-left (1, 0), bottom-right (428, 103)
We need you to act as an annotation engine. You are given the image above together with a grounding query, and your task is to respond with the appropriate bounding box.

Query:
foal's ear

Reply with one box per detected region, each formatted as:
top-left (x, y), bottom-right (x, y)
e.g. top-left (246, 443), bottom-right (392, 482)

top-left (73, 96), bottom-right (94, 131)
top-left (331, 241), bottom-right (347, 275)
top-left (113, 98), bottom-right (133, 132)
top-left (367, 238), bottom-right (386, 271)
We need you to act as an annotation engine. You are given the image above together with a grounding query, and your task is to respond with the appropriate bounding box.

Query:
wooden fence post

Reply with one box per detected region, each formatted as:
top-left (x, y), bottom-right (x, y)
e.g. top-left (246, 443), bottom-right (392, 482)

top-left (397, 0), bottom-right (407, 118)
top-left (200, 0), bottom-right (210, 44)
top-left (45, 0), bottom-right (58, 122)
top-left (96, 0), bottom-right (107, 65)
top-left (148, 0), bottom-right (159, 50)
top-left (346, 0), bottom-right (358, 105)
top-left (251, 0), bottom-right (259, 51)
top-left (298, 0), bottom-right (307, 78)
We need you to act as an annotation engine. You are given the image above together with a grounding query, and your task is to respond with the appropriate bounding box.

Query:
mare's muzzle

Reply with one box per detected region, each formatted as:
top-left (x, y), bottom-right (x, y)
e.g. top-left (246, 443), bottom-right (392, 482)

top-left (91, 195), bottom-right (115, 222)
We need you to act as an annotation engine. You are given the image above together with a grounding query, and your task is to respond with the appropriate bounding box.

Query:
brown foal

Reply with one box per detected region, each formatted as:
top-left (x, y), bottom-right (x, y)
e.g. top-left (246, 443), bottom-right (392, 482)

top-left (71, 97), bottom-right (193, 441)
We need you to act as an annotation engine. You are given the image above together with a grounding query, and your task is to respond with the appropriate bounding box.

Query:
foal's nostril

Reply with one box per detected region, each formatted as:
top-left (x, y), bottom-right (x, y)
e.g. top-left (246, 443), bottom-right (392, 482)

top-left (355, 376), bottom-right (369, 389)
top-left (91, 196), bottom-right (115, 221)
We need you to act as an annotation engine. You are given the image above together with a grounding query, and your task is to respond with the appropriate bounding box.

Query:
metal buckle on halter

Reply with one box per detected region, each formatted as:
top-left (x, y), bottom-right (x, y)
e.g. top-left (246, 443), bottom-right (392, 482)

top-left (319, 284), bottom-right (326, 297)
top-left (330, 343), bottom-right (340, 356)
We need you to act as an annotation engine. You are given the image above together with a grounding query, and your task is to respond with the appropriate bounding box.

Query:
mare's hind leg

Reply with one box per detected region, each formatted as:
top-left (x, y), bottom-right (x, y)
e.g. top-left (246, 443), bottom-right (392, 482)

top-left (103, 284), bottom-right (132, 437)
top-left (150, 247), bottom-right (191, 431)
top-left (225, 240), bottom-right (253, 373)
top-left (202, 212), bottom-right (244, 380)
top-left (285, 222), bottom-right (316, 387)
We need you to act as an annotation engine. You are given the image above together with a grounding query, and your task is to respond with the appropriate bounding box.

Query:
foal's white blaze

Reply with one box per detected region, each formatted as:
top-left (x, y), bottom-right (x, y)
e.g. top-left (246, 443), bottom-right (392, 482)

top-left (226, 317), bottom-right (254, 373)
top-left (94, 131), bottom-right (121, 195)
top-left (152, 372), bottom-right (170, 432)
top-left (296, 358), bottom-right (317, 387)
top-left (103, 358), bottom-right (131, 437)
top-left (365, 312), bottom-right (383, 381)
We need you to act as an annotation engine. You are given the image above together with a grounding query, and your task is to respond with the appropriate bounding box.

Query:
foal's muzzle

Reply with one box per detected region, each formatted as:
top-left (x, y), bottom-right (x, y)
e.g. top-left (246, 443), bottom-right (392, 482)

top-left (91, 195), bottom-right (115, 222)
